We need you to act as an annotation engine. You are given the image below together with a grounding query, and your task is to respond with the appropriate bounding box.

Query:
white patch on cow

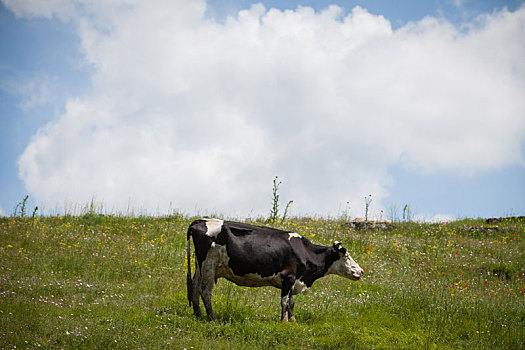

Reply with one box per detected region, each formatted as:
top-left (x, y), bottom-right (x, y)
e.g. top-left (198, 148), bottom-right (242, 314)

top-left (204, 218), bottom-right (224, 238)
top-left (288, 232), bottom-right (302, 240)
top-left (327, 253), bottom-right (363, 281)
top-left (218, 266), bottom-right (283, 288)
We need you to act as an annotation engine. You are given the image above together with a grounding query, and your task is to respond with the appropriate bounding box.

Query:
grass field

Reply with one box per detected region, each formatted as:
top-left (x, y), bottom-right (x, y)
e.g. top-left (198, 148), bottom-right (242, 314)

top-left (1, 214), bottom-right (523, 349)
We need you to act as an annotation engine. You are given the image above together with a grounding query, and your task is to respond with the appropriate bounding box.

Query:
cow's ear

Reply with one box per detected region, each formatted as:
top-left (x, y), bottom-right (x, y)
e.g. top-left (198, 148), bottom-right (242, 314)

top-left (333, 242), bottom-right (345, 257)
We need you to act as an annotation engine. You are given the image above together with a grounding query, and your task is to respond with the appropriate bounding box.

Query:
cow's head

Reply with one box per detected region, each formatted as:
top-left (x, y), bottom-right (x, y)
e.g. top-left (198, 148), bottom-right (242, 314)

top-left (327, 241), bottom-right (364, 281)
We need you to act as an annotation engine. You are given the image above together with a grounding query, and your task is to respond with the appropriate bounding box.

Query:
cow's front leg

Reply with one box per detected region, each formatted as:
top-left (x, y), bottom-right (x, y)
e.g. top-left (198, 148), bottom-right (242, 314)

top-left (280, 292), bottom-right (289, 322)
top-left (287, 294), bottom-right (296, 322)
top-left (280, 273), bottom-right (296, 322)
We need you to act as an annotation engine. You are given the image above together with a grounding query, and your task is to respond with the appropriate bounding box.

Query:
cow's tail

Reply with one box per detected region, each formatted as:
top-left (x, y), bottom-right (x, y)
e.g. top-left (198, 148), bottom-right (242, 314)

top-left (186, 226), bottom-right (193, 307)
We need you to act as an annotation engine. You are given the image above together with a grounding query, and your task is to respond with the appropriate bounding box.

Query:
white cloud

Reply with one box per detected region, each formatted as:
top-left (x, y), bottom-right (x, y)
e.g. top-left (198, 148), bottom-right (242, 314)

top-left (1, 0), bottom-right (76, 21)
top-left (452, 0), bottom-right (466, 8)
top-left (9, 1), bottom-right (525, 216)
top-left (18, 76), bottom-right (54, 110)
top-left (0, 71), bottom-right (54, 110)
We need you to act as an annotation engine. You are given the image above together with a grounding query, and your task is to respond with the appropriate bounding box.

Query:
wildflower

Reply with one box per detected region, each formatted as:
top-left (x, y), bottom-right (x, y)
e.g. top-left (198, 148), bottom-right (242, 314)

top-left (484, 282), bottom-right (488, 285)
top-left (366, 247), bottom-right (370, 251)
top-left (442, 274), bottom-right (445, 276)
top-left (456, 251), bottom-right (459, 254)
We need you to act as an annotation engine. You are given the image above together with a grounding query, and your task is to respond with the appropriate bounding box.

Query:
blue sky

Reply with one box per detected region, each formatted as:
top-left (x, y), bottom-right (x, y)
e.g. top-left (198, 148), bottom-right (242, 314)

top-left (208, 0), bottom-right (524, 26)
top-left (1, 0), bottom-right (524, 219)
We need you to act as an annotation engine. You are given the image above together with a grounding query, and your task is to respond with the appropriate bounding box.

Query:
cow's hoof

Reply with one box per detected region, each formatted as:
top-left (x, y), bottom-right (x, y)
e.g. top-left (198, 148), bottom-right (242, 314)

top-left (289, 316), bottom-right (296, 322)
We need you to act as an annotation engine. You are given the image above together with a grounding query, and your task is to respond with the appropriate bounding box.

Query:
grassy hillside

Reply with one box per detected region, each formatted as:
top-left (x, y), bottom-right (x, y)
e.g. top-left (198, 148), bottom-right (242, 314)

top-left (1, 215), bottom-right (523, 349)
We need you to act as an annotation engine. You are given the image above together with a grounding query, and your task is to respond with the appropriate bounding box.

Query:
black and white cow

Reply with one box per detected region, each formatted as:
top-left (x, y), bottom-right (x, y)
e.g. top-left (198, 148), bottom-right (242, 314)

top-left (186, 218), bottom-right (364, 321)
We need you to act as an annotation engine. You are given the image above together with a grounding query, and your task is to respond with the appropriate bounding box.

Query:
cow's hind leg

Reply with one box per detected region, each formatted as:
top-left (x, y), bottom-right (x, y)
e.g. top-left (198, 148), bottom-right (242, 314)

top-left (199, 260), bottom-right (217, 321)
top-left (200, 282), bottom-right (216, 321)
top-left (191, 265), bottom-right (202, 317)
top-left (191, 274), bottom-right (202, 317)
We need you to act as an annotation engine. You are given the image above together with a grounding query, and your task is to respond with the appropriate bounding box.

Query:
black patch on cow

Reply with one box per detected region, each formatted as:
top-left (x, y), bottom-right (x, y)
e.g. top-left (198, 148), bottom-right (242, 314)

top-left (300, 241), bottom-right (341, 287)
top-left (187, 220), bottom-right (214, 270)
top-left (217, 223), bottom-right (292, 278)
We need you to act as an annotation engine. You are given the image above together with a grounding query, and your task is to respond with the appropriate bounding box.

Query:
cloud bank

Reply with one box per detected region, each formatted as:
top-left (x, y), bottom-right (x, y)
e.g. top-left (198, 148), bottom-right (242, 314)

top-left (8, 0), bottom-right (525, 216)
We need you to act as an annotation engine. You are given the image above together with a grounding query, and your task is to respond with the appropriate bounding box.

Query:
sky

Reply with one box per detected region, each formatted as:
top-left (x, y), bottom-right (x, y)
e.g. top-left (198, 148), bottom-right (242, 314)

top-left (1, 0), bottom-right (524, 220)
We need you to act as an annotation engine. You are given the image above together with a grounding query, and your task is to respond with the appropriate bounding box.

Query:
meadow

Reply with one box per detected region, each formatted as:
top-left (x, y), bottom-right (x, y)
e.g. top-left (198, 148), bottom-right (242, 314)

top-left (0, 213), bottom-right (523, 349)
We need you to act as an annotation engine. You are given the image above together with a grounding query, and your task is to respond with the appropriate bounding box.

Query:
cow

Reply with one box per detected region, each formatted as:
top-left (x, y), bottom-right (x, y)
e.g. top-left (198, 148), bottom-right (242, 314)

top-left (186, 218), bottom-right (364, 321)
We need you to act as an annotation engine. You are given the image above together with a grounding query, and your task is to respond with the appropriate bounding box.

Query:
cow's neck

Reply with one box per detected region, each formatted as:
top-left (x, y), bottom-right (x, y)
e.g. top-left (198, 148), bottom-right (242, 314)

top-left (302, 245), bottom-right (338, 287)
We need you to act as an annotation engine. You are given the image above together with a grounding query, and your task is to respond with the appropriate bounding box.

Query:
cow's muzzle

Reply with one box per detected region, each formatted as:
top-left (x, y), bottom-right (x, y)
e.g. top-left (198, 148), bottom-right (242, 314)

top-left (351, 268), bottom-right (364, 280)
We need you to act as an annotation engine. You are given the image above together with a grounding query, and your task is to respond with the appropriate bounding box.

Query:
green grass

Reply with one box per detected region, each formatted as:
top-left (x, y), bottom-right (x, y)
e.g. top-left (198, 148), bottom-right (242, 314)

top-left (1, 215), bottom-right (524, 349)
